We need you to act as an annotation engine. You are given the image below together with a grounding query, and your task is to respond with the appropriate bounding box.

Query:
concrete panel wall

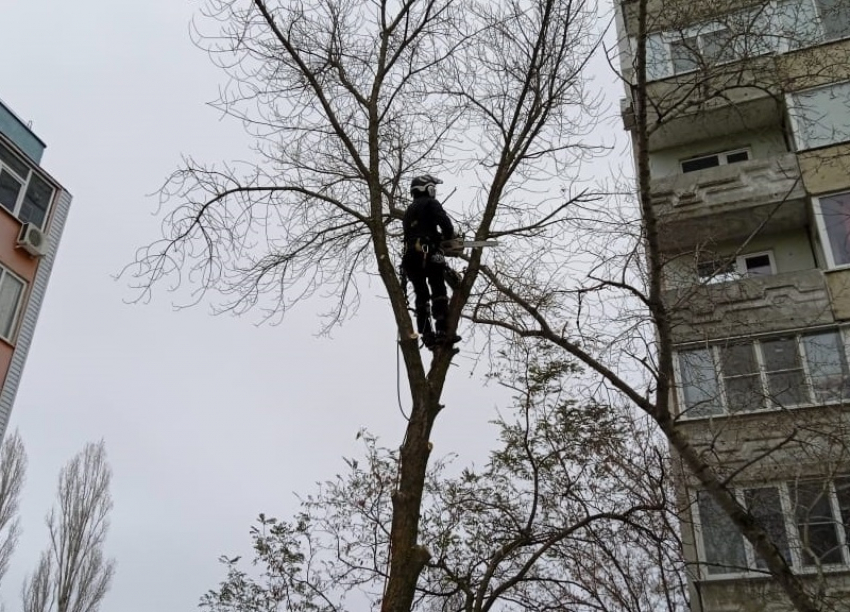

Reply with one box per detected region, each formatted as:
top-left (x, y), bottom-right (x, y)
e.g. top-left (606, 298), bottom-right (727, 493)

top-left (778, 39), bottom-right (850, 90)
top-left (697, 574), bottom-right (850, 612)
top-left (679, 406), bottom-right (850, 481)
top-left (664, 229), bottom-right (816, 288)
top-left (650, 130), bottom-right (788, 178)
top-left (798, 144), bottom-right (850, 195)
top-left (666, 269), bottom-right (833, 342)
top-left (825, 268), bottom-right (850, 320)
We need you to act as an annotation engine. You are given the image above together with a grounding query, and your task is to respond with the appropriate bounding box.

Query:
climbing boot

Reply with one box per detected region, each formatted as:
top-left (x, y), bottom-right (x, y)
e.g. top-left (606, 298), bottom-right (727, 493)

top-left (422, 331), bottom-right (437, 350)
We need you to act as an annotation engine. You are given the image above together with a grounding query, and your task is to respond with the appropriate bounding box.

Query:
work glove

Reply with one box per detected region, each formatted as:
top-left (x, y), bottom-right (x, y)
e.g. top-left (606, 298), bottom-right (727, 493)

top-left (441, 237), bottom-right (464, 257)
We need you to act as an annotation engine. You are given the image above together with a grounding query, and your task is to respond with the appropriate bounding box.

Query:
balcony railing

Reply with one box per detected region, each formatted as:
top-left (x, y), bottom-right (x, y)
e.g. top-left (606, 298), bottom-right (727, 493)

top-left (664, 268), bottom-right (832, 343)
top-left (651, 152), bottom-right (807, 252)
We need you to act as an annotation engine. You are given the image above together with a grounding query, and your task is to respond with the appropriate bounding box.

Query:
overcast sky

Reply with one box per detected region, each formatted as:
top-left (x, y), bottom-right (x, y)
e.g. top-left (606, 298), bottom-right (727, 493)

top-left (0, 1), bottom-right (624, 610)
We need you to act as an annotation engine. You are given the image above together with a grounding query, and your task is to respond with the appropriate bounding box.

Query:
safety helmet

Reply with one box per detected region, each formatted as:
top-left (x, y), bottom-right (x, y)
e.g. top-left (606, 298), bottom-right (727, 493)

top-left (410, 174), bottom-right (443, 198)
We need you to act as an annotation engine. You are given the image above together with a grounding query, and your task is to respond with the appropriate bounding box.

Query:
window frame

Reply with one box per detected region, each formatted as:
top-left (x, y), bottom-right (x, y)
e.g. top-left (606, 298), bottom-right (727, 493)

top-left (787, 80), bottom-right (850, 152)
top-left (693, 489), bottom-right (750, 576)
top-left (814, 191), bottom-right (850, 269)
top-left (738, 250), bottom-right (776, 277)
top-left (0, 139), bottom-right (54, 229)
top-left (661, 22), bottom-right (734, 76)
top-left (811, 0), bottom-right (850, 44)
top-left (675, 329), bottom-right (850, 418)
top-left (0, 265), bottom-right (26, 344)
top-left (694, 479), bottom-right (850, 579)
top-left (0, 165), bottom-right (27, 217)
top-left (680, 148), bottom-right (751, 174)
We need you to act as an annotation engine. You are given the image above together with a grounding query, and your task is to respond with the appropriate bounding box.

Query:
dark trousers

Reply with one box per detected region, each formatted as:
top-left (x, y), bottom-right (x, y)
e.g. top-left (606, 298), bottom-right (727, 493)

top-left (402, 249), bottom-right (448, 336)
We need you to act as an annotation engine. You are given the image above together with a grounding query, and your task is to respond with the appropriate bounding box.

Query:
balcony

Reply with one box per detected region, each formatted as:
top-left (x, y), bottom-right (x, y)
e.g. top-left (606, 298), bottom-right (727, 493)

top-left (664, 269), bottom-right (832, 343)
top-left (620, 53), bottom-right (784, 151)
top-left (621, 0), bottom-right (752, 38)
top-left (677, 403), bottom-right (850, 480)
top-left (650, 153), bottom-right (806, 253)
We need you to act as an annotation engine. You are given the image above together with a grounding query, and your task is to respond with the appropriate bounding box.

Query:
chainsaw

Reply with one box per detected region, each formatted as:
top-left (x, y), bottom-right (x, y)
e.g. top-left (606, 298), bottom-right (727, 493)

top-left (441, 238), bottom-right (499, 257)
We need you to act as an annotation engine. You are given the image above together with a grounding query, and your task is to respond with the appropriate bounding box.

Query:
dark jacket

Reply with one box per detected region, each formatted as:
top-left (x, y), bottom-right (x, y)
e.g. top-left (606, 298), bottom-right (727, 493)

top-left (403, 194), bottom-right (455, 246)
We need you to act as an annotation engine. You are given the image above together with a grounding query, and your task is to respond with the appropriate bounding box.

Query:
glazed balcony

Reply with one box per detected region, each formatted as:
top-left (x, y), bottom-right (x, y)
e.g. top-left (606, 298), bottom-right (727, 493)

top-left (620, 0), bottom-right (747, 38)
top-left (664, 268), bottom-right (832, 344)
top-left (651, 152), bottom-right (806, 253)
top-left (619, 54), bottom-right (783, 151)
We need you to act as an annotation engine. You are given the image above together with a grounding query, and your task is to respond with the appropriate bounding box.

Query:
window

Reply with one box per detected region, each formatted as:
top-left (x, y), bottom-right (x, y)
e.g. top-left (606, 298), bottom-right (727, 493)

top-left (0, 267), bottom-right (24, 342)
top-left (697, 491), bottom-right (748, 574)
top-left (677, 330), bottom-right (850, 417)
top-left (697, 258), bottom-right (740, 284)
top-left (816, 192), bottom-right (850, 267)
top-left (762, 336), bottom-right (807, 406)
top-left (696, 250), bottom-right (774, 284)
top-left (792, 481), bottom-right (844, 565)
top-left (681, 149), bottom-right (751, 173)
top-left (0, 141), bottom-right (53, 229)
top-left (696, 478), bottom-right (850, 577)
top-left (645, 0), bottom-right (850, 82)
top-left (778, 0), bottom-right (830, 49)
top-left (741, 252), bottom-right (773, 276)
top-left (789, 82), bottom-right (850, 151)
top-left (665, 24), bottom-right (737, 75)
top-left (803, 332), bottom-right (849, 402)
top-left (719, 343), bottom-right (765, 412)
top-left (669, 35), bottom-right (700, 74)
top-left (815, 0), bottom-right (850, 42)
top-left (746, 487), bottom-right (793, 569)
top-left (645, 6), bottom-right (773, 80)
top-left (679, 349), bottom-right (724, 417)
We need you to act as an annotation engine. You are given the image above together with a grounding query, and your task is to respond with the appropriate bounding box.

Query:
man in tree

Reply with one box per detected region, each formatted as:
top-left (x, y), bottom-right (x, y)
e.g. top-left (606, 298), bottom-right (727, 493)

top-left (401, 174), bottom-right (460, 351)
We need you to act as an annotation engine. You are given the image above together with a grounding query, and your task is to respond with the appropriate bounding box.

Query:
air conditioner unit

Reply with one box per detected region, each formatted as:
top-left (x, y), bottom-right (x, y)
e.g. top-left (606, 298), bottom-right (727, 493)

top-left (17, 223), bottom-right (48, 257)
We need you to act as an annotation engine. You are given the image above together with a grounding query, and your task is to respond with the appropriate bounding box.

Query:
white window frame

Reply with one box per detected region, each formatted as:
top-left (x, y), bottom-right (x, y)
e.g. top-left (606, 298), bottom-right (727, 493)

top-left (737, 250), bottom-right (777, 277)
top-left (787, 80), bottom-right (850, 152)
top-left (0, 139), bottom-right (54, 229)
top-left (692, 489), bottom-right (751, 578)
top-left (693, 479), bottom-right (850, 580)
top-left (0, 158), bottom-right (28, 217)
top-left (662, 22), bottom-right (732, 76)
top-left (814, 191), bottom-right (850, 269)
top-left (0, 266), bottom-right (26, 344)
top-left (676, 328), bottom-right (850, 418)
top-left (680, 148), bottom-right (751, 174)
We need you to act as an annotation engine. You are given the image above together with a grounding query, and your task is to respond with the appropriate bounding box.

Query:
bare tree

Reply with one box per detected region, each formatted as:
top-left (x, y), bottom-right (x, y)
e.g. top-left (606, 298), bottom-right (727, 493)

top-left (200, 340), bottom-right (688, 612)
top-left (128, 1), bottom-right (602, 611)
top-left (22, 441), bottom-right (115, 612)
top-left (0, 430), bottom-right (26, 588)
top-left (127, 0), bottom-right (850, 610)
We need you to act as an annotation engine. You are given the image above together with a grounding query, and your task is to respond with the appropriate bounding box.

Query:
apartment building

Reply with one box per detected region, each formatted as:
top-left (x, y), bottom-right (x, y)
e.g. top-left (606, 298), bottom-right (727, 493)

top-left (616, 0), bottom-right (850, 609)
top-left (0, 99), bottom-right (72, 441)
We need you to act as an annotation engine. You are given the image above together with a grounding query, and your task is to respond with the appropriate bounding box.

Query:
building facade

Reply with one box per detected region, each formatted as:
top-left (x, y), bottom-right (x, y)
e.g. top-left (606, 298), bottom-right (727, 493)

top-left (0, 99), bottom-right (72, 441)
top-left (616, 0), bottom-right (850, 610)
